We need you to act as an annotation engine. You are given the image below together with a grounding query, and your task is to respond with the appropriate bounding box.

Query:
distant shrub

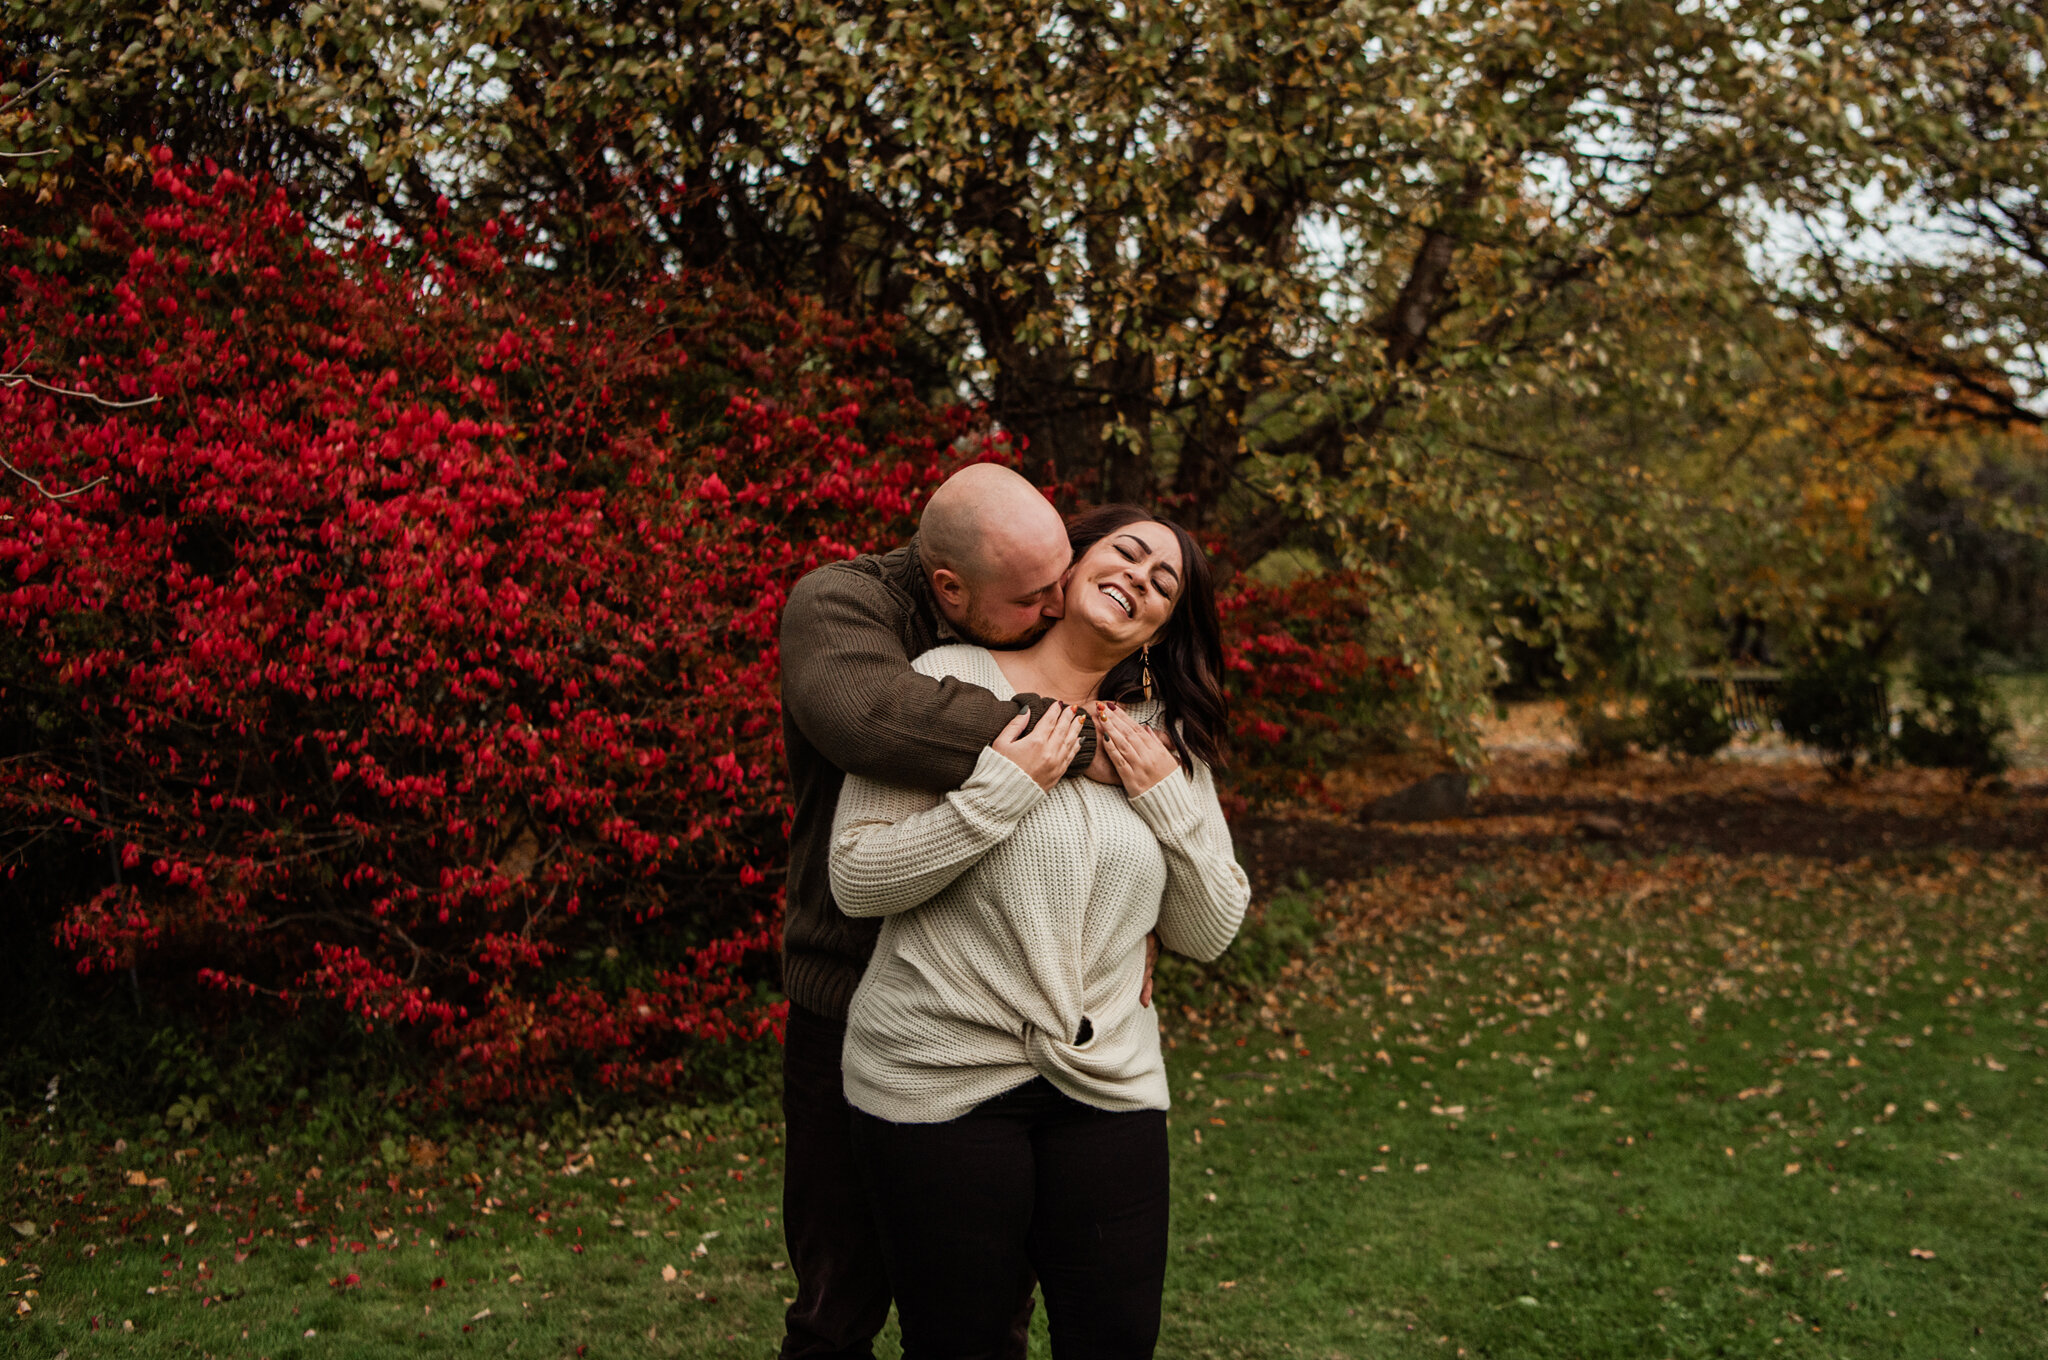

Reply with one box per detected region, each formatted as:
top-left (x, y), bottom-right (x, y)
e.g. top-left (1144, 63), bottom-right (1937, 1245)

top-left (1216, 571), bottom-right (1417, 802)
top-left (1645, 678), bottom-right (1733, 762)
top-left (1776, 645), bottom-right (1891, 780)
top-left (1566, 693), bottom-right (1645, 767)
top-left (1893, 661), bottom-right (2012, 788)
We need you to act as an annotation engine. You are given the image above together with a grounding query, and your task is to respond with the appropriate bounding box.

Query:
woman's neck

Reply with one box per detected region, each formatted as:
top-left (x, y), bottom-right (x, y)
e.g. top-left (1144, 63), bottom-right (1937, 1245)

top-left (991, 619), bottom-right (1132, 706)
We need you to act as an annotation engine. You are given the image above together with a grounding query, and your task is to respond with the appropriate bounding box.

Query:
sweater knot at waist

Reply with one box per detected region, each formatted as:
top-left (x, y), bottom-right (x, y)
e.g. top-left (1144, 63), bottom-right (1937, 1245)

top-left (1021, 1014), bottom-right (1155, 1092)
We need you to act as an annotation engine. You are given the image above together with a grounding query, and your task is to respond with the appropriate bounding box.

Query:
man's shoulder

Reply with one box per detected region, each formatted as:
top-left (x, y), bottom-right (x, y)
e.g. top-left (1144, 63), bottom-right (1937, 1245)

top-left (787, 545), bottom-right (915, 616)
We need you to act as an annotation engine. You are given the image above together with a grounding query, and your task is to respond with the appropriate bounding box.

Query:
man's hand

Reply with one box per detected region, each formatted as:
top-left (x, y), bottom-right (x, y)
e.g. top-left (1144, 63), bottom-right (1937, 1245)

top-left (991, 702), bottom-right (1086, 792)
top-left (1140, 931), bottom-right (1161, 1008)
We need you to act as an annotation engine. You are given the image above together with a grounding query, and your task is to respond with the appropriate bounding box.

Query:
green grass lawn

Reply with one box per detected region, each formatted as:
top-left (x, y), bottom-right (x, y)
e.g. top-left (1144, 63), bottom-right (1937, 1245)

top-left (7, 844), bottom-right (2045, 1359)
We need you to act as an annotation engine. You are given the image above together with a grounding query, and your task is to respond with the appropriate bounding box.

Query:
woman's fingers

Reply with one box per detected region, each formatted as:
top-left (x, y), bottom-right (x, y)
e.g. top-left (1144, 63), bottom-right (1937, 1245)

top-left (995, 703), bottom-right (1085, 790)
top-left (1097, 709), bottom-right (1138, 774)
top-left (1049, 705), bottom-right (1080, 759)
top-left (1092, 702), bottom-right (1175, 796)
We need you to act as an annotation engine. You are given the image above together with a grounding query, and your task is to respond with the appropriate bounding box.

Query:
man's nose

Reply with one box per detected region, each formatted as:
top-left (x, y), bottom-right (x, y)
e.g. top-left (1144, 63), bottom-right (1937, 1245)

top-left (1042, 581), bottom-right (1067, 619)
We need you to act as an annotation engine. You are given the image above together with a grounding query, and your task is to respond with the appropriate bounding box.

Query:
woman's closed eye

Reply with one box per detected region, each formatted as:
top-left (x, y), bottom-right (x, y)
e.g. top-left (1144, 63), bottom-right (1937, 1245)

top-left (1114, 543), bottom-right (1177, 599)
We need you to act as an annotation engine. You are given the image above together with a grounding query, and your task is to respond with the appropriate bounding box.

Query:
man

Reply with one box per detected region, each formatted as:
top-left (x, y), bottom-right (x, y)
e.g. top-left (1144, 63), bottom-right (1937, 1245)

top-left (777, 463), bottom-right (1094, 1360)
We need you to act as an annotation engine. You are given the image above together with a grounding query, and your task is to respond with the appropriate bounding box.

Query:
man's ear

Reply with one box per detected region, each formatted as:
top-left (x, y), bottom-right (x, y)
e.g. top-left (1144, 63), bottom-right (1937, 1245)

top-left (929, 567), bottom-right (968, 606)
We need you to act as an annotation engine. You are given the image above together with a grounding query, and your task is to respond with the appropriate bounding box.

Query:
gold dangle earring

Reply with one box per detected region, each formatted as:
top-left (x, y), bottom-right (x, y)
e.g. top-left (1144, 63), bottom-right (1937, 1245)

top-left (1141, 643), bottom-right (1155, 703)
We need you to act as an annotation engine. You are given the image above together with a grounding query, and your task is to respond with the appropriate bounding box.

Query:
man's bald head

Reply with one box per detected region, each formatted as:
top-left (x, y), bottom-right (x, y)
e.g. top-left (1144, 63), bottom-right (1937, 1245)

top-left (918, 464), bottom-right (1070, 646)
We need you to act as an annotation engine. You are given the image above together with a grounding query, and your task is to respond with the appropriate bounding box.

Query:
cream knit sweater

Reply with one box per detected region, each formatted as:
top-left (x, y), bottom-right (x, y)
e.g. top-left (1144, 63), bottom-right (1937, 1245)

top-left (831, 644), bottom-right (1251, 1124)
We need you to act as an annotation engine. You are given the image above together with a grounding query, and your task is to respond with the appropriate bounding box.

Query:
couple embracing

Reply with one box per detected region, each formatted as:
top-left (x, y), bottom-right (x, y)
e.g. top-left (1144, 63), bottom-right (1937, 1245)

top-left (777, 464), bottom-right (1251, 1359)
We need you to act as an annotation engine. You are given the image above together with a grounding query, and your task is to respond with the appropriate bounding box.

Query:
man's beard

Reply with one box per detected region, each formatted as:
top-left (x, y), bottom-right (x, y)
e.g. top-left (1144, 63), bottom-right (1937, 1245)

top-left (959, 606), bottom-right (1054, 650)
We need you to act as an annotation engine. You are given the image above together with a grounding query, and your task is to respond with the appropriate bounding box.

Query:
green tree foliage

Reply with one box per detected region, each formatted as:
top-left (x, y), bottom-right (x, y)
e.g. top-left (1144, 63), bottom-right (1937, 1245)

top-left (1772, 4), bottom-right (2048, 431)
top-left (9, 0), bottom-right (2043, 718)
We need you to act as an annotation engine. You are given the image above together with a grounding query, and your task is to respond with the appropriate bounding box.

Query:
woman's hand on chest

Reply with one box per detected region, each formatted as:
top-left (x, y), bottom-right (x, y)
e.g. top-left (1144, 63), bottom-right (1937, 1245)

top-left (1093, 702), bottom-right (1180, 797)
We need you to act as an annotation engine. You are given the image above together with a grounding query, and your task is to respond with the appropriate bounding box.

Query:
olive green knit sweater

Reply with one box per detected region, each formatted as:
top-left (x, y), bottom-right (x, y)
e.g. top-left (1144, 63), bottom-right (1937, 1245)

top-left (777, 538), bottom-right (1084, 1019)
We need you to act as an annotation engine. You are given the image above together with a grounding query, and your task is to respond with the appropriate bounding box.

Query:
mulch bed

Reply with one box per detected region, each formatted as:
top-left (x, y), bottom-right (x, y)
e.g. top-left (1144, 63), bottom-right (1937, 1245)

top-left (1235, 757), bottom-right (2048, 896)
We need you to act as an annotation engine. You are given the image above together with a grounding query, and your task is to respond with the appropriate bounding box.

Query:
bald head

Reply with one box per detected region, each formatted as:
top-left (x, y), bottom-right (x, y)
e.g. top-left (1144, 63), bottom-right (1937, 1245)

top-left (919, 464), bottom-right (1070, 646)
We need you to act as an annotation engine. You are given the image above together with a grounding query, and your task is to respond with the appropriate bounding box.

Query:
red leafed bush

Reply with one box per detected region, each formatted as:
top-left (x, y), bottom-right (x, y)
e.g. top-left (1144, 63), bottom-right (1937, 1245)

top-left (0, 154), bottom-right (986, 1104)
top-left (1, 156), bottom-right (1405, 1107)
top-left (1218, 570), bottom-right (1417, 802)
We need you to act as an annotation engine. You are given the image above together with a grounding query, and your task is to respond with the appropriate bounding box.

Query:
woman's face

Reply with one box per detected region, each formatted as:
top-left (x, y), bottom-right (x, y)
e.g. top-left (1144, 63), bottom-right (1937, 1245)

top-left (1065, 521), bottom-right (1184, 650)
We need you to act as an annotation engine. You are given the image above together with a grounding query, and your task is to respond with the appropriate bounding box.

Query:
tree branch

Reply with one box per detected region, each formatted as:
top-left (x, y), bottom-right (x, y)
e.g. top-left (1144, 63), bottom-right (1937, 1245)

top-left (2, 370), bottom-right (161, 409)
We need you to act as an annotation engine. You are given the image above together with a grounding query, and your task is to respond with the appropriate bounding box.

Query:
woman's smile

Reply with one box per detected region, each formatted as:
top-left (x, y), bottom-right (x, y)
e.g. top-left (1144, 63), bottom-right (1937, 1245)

top-left (1072, 524), bottom-right (1182, 638)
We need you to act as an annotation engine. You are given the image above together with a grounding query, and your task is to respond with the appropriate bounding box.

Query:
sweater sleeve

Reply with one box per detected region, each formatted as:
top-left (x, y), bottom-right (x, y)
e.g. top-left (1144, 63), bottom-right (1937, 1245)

top-left (780, 564), bottom-right (1093, 793)
top-left (781, 564), bottom-right (1023, 793)
top-left (828, 746), bottom-right (1048, 918)
top-left (1127, 757), bottom-right (1251, 962)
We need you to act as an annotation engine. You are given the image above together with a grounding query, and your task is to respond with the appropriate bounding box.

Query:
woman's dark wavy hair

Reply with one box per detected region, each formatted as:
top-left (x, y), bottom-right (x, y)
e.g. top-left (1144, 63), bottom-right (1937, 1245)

top-left (1066, 504), bottom-right (1228, 771)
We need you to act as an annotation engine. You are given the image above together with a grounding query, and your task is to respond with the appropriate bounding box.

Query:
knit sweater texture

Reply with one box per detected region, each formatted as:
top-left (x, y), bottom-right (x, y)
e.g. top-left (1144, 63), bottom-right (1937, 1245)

top-left (778, 538), bottom-right (1089, 1019)
top-left (832, 644), bottom-right (1251, 1123)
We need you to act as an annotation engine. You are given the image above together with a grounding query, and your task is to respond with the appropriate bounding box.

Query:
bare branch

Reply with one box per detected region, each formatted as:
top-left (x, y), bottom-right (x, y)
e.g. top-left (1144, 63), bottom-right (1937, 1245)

top-left (0, 367), bottom-right (156, 501)
top-left (0, 68), bottom-right (65, 159)
top-left (0, 452), bottom-right (106, 502)
top-left (0, 68), bottom-right (66, 118)
top-left (1, 370), bottom-right (162, 409)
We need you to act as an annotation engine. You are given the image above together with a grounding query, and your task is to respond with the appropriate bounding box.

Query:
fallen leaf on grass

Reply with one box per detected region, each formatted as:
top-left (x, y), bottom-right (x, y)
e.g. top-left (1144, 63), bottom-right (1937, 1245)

top-left (471, 1308), bottom-right (492, 1321)
top-left (1218, 1280), bottom-right (1237, 1290)
top-left (1909, 1248), bottom-right (1936, 1260)
top-left (9, 1222), bottom-right (36, 1239)
top-left (662, 1264), bottom-right (678, 1282)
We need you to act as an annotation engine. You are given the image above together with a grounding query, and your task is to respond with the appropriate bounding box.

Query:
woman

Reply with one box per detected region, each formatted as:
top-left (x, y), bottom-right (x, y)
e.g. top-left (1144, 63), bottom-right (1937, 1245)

top-left (828, 504), bottom-right (1251, 1358)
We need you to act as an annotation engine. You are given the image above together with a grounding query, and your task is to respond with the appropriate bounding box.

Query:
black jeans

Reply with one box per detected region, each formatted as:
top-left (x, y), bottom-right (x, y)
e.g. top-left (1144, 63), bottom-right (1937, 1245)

top-left (850, 1077), bottom-right (1169, 1360)
top-left (778, 1003), bottom-right (1036, 1360)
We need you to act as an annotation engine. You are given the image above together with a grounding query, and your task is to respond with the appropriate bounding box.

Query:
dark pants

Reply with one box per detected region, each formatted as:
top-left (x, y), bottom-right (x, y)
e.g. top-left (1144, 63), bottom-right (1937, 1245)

top-left (850, 1077), bottom-right (1170, 1360)
top-left (779, 1003), bottom-right (1036, 1360)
